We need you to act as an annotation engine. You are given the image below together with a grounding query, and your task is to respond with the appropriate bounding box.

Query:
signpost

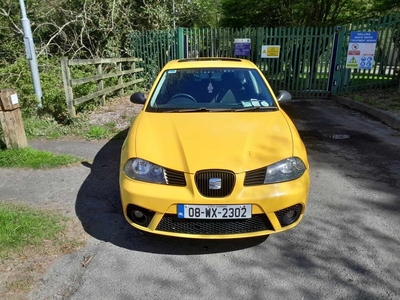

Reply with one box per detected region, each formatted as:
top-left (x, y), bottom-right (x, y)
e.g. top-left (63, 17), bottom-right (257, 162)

top-left (346, 31), bottom-right (378, 70)
top-left (19, 0), bottom-right (42, 108)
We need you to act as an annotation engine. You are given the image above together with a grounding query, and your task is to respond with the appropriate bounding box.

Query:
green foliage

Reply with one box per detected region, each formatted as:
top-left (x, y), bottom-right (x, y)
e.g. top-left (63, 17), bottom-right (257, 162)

top-left (372, 0), bottom-right (400, 14)
top-left (0, 57), bottom-right (39, 115)
top-left (84, 125), bottom-right (111, 139)
top-left (0, 147), bottom-right (82, 168)
top-left (219, 0), bottom-right (390, 28)
top-left (0, 56), bottom-right (67, 120)
top-left (23, 116), bottom-right (72, 139)
top-left (345, 86), bottom-right (400, 112)
top-left (0, 202), bottom-right (65, 259)
top-left (220, 0), bottom-right (279, 28)
top-left (192, 0), bottom-right (223, 28)
top-left (0, 56), bottom-right (102, 123)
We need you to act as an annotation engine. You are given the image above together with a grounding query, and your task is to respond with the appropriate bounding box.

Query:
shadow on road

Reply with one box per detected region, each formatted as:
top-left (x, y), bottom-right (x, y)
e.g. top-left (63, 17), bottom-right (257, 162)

top-left (75, 129), bottom-right (267, 255)
top-left (74, 100), bottom-right (400, 298)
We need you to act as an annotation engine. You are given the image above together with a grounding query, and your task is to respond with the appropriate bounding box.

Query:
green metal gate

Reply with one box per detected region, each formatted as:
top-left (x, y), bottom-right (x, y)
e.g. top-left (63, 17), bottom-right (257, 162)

top-left (129, 14), bottom-right (400, 98)
top-left (182, 27), bottom-right (335, 98)
top-left (331, 14), bottom-right (400, 94)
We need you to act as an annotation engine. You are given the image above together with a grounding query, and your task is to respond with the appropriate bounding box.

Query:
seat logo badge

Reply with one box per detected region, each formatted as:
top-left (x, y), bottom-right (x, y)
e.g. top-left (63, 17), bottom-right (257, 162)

top-left (209, 178), bottom-right (222, 190)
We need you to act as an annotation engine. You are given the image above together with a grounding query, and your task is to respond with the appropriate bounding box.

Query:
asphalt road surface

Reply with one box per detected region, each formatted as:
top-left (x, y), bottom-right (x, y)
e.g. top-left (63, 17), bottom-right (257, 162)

top-left (2, 99), bottom-right (400, 300)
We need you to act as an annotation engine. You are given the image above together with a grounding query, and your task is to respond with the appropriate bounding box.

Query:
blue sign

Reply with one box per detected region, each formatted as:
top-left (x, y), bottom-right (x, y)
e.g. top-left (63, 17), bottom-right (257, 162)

top-left (234, 39), bottom-right (251, 56)
top-left (349, 31), bottom-right (378, 43)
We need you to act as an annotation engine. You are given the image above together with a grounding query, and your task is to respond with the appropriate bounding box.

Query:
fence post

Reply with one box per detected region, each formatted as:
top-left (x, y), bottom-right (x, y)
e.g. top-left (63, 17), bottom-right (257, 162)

top-left (0, 89), bottom-right (28, 149)
top-left (96, 62), bottom-right (105, 106)
top-left (328, 26), bottom-right (345, 95)
top-left (132, 61), bottom-right (136, 91)
top-left (60, 57), bottom-right (76, 117)
top-left (177, 27), bottom-right (184, 59)
top-left (118, 61), bottom-right (123, 96)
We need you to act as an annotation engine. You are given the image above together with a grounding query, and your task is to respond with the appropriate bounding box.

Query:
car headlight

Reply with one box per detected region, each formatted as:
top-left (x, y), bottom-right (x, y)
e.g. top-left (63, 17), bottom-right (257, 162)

top-left (264, 157), bottom-right (306, 184)
top-left (123, 158), bottom-right (167, 184)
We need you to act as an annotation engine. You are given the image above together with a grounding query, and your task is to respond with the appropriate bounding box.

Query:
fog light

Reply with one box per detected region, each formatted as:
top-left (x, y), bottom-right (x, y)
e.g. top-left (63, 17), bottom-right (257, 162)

top-left (133, 210), bottom-right (144, 219)
top-left (282, 210), bottom-right (298, 226)
top-left (131, 209), bottom-right (147, 226)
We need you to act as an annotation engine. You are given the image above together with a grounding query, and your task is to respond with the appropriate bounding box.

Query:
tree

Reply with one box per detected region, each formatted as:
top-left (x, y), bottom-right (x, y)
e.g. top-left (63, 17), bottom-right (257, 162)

top-left (220, 0), bottom-right (286, 28)
top-left (371, 0), bottom-right (400, 14)
top-left (0, 0), bottom-right (205, 61)
top-left (219, 0), bottom-right (377, 28)
top-left (191, 0), bottom-right (223, 27)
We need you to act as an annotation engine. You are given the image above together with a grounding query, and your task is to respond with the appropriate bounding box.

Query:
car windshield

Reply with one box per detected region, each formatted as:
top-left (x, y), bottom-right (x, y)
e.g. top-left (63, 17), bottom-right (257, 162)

top-left (146, 68), bottom-right (277, 112)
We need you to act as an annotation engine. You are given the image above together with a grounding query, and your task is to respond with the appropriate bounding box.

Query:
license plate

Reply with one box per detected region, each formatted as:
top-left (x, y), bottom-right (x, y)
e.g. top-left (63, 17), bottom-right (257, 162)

top-left (177, 204), bottom-right (252, 219)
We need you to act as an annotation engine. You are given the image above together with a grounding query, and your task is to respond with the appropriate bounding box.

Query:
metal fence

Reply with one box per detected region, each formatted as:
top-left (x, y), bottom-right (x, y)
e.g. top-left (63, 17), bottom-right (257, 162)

top-left (129, 14), bottom-right (400, 99)
top-left (333, 14), bottom-right (400, 94)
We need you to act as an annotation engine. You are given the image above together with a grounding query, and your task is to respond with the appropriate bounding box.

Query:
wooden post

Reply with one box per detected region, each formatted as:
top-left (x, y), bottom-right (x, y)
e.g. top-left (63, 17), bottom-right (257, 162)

top-left (60, 57), bottom-right (76, 117)
top-left (118, 61), bottom-right (123, 96)
top-left (0, 89), bottom-right (28, 149)
top-left (132, 61), bottom-right (136, 91)
top-left (96, 63), bottom-right (105, 106)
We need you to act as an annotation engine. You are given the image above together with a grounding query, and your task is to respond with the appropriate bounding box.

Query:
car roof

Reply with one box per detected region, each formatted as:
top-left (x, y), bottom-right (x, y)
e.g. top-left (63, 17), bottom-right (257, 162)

top-left (162, 58), bottom-right (257, 70)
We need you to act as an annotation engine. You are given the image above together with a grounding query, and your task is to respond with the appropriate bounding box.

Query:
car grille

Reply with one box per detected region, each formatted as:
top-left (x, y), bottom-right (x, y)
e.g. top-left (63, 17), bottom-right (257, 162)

top-left (156, 214), bottom-right (274, 234)
top-left (195, 170), bottom-right (235, 197)
top-left (165, 168), bottom-right (186, 186)
top-left (244, 167), bottom-right (266, 186)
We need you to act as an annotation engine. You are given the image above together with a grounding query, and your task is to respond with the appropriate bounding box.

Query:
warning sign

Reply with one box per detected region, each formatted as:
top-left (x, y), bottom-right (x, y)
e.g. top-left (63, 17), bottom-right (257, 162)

top-left (346, 57), bottom-right (358, 68)
top-left (348, 50), bottom-right (360, 55)
top-left (346, 31), bottom-right (378, 69)
top-left (261, 45), bottom-right (281, 58)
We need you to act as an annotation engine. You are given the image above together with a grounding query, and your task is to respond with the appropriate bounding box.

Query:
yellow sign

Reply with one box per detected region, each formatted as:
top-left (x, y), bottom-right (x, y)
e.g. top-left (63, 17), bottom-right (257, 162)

top-left (268, 47), bottom-right (280, 57)
top-left (346, 56), bottom-right (359, 68)
top-left (261, 45), bottom-right (280, 58)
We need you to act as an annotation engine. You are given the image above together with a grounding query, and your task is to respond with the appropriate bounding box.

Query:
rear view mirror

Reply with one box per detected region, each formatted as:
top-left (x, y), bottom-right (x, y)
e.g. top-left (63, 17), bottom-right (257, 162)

top-left (276, 90), bottom-right (292, 102)
top-left (130, 92), bottom-right (146, 104)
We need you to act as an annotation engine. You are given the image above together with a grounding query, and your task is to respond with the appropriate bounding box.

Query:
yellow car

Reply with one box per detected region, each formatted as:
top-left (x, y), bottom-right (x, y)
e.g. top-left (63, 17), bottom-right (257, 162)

top-left (120, 58), bottom-right (310, 239)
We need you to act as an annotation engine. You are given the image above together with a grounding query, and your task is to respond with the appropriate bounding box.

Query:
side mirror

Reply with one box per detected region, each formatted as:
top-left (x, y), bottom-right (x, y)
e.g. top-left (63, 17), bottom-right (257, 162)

top-left (130, 92), bottom-right (146, 104)
top-left (276, 90), bottom-right (292, 102)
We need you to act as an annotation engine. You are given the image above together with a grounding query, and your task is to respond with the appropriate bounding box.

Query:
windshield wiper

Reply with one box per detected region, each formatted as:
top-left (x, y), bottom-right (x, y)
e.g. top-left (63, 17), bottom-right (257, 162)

top-left (162, 107), bottom-right (234, 113)
top-left (234, 106), bottom-right (278, 112)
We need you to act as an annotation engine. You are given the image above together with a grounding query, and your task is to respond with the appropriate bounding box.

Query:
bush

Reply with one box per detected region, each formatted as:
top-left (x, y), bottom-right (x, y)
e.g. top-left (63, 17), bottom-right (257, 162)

top-left (0, 56), bottom-right (99, 124)
top-left (0, 56), bottom-right (66, 120)
top-left (0, 56), bottom-right (39, 116)
top-left (0, 55), bottom-right (145, 125)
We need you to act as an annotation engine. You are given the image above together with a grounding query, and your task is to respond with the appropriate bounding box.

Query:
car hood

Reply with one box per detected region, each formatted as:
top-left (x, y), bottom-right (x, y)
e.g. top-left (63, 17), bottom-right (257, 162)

top-left (132, 111), bottom-right (293, 173)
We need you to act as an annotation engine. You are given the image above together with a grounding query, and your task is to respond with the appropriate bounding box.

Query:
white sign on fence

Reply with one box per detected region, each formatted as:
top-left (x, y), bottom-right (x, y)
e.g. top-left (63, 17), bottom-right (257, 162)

top-left (346, 31), bottom-right (378, 69)
top-left (261, 45), bottom-right (281, 58)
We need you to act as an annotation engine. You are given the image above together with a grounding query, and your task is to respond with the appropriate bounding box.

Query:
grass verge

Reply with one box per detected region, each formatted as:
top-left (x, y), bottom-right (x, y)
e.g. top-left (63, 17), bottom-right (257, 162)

top-left (341, 86), bottom-right (400, 115)
top-left (0, 202), bottom-right (86, 299)
top-left (20, 114), bottom-right (131, 141)
top-left (0, 146), bottom-right (82, 169)
top-left (0, 203), bottom-right (65, 259)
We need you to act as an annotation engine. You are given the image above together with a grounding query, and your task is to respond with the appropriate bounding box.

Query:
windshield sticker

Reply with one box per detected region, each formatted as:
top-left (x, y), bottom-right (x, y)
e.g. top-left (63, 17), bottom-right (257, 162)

top-left (241, 101), bottom-right (253, 107)
top-left (168, 70), bottom-right (177, 73)
top-left (251, 99), bottom-right (261, 107)
top-left (260, 101), bottom-right (270, 107)
top-left (207, 82), bottom-right (214, 93)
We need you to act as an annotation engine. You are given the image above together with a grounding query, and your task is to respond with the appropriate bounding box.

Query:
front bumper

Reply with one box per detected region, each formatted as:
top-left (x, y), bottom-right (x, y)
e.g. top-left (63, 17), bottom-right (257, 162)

top-left (119, 171), bottom-right (310, 239)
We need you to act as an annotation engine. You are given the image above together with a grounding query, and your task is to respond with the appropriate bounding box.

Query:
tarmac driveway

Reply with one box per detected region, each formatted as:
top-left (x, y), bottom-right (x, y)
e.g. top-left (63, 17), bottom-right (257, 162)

top-left (1, 99), bottom-right (400, 300)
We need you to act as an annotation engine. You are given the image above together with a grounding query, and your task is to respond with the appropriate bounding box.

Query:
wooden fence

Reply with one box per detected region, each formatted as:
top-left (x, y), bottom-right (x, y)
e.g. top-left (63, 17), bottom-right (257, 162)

top-left (61, 57), bottom-right (144, 117)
